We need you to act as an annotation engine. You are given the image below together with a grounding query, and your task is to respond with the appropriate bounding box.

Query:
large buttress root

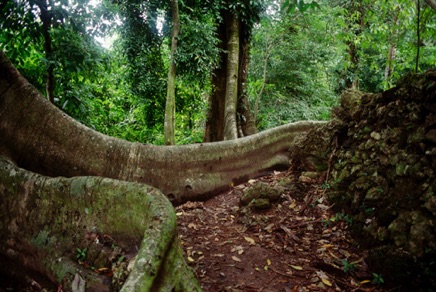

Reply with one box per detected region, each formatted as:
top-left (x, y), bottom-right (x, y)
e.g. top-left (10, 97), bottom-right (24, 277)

top-left (0, 157), bottom-right (200, 291)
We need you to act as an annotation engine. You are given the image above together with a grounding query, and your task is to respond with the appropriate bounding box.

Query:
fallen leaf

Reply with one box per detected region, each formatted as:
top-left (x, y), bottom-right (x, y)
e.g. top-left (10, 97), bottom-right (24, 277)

top-left (94, 267), bottom-right (109, 274)
top-left (317, 204), bottom-right (329, 210)
top-left (188, 223), bottom-right (197, 229)
top-left (289, 265), bottom-right (303, 270)
top-left (316, 270), bottom-right (328, 279)
top-left (244, 236), bottom-right (255, 245)
top-left (231, 245), bottom-right (244, 255)
top-left (321, 278), bottom-right (332, 286)
top-left (264, 223), bottom-right (275, 232)
top-left (248, 179), bottom-right (256, 184)
top-left (266, 259), bottom-right (271, 266)
top-left (232, 256), bottom-right (241, 262)
top-left (360, 280), bottom-right (371, 285)
top-left (289, 201), bottom-right (297, 209)
top-left (176, 212), bottom-right (183, 216)
top-left (321, 244), bottom-right (335, 249)
top-left (187, 256), bottom-right (195, 262)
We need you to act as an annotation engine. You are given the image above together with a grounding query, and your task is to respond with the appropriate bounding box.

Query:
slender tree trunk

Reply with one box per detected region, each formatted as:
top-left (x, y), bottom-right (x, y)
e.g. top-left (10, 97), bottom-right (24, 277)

top-left (223, 14), bottom-right (240, 140)
top-left (164, 0), bottom-right (180, 145)
top-left (384, 45), bottom-right (396, 80)
top-left (255, 40), bottom-right (271, 124)
top-left (415, 0), bottom-right (421, 73)
top-left (343, 2), bottom-right (365, 90)
top-left (384, 10), bottom-right (399, 88)
top-left (34, 0), bottom-right (55, 103)
top-left (237, 37), bottom-right (257, 137)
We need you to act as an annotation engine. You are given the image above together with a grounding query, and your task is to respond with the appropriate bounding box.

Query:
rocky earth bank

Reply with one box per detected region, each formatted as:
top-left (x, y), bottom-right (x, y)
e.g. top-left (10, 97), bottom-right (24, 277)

top-left (291, 70), bottom-right (436, 290)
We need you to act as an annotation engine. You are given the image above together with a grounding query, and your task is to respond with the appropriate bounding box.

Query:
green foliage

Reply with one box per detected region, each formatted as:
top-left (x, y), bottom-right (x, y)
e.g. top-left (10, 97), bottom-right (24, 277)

top-left (341, 259), bottom-right (357, 273)
top-left (175, 9), bottom-right (220, 84)
top-left (76, 247), bottom-right (87, 262)
top-left (248, 4), bottom-right (339, 130)
top-left (372, 273), bottom-right (384, 286)
top-left (330, 0), bottom-right (436, 93)
top-left (3, 0), bottom-right (434, 145)
top-left (282, 0), bottom-right (320, 14)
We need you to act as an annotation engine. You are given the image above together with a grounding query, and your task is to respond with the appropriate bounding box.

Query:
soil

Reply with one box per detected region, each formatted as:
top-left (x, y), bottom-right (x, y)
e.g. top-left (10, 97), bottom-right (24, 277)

top-left (176, 169), bottom-right (386, 292)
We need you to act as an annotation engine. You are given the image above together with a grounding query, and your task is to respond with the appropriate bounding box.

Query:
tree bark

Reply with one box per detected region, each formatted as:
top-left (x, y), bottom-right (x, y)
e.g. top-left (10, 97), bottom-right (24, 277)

top-left (223, 14), bottom-right (240, 140)
top-left (238, 37), bottom-right (257, 137)
top-left (204, 20), bottom-right (227, 142)
top-left (0, 156), bottom-right (200, 291)
top-left (424, 0), bottom-right (436, 10)
top-left (33, 0), bottom-right (55, 103)
top-left (164, 0), bottom-right (180, 145)
top-left (204, 8), bottom-right (258, 142)
top-left (384, 10), bottom-right (400, 88)
top-left (343, 2), bottom-right (365, 90)
top-left (0, 51), bottom-right (325, 206)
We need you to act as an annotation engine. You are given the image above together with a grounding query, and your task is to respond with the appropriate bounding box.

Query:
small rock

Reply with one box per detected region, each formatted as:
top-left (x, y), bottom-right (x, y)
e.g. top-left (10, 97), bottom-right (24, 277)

top-left (253, 198), bottom-right (271, 209)
top-left (425, 129), bottom-right (436, 143)
top-left (370, 131), bottom-right (381, 140)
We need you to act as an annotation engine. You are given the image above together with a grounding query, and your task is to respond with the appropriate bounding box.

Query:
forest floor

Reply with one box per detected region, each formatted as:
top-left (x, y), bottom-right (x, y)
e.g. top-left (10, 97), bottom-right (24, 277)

top-left (176, 169), bottom-right (386, 292)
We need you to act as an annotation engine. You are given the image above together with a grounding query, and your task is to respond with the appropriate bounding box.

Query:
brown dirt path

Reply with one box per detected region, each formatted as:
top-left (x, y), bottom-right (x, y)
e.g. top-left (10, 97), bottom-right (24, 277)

top-left (177, 170), bottom-right (385, 292)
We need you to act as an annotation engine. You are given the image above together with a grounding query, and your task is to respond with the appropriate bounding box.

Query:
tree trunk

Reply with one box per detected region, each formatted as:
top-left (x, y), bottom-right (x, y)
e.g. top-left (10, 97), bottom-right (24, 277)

top-left (424, 0), bottom-right (436, 10)
top-left (204, 21), bottom-right (227, 142)
top-left (0, 51), bottom-right (325, 206)
top-left (34, 0), bottom-right (55, 103)
top-left (237, 37), bottom-right (257, 137)
top-left (343, 2), bottom-right (365, 90)
top-left (164, 0), bottom-right (180, 145)
top-left (0, 157), bottom-right (200, 291)
top-left (384, 10), bottom-right (399, 87)
top-left (254, 39), bottom-right (271, 125)
top-left (204, 8), bottom-right (258, 142)
top-left (223, 14), bottom-right (240, 140)
top-left (415, 0), bottom-right (421, 73)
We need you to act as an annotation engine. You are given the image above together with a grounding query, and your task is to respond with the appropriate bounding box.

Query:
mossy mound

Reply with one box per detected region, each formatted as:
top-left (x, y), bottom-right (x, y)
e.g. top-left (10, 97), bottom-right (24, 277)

top-left (327, 70), bottom-right (436, 290)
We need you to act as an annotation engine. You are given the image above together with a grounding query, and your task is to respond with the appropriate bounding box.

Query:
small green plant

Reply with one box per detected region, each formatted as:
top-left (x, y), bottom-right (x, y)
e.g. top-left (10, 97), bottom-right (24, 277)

top-left (322, 218), bottom-right (333, 227)
top-left (117, 255), bottom-right (125, 264)
top-left (76, 247), bottom-right (87, 262)
top-left (360, 203), bottom-right (375, 215)
top-left (372, 273), bottom-right (384, 285)
top-left (336, 212), bottom-right (353, 225)
top-left (341, 259), bottom-right (356, 273)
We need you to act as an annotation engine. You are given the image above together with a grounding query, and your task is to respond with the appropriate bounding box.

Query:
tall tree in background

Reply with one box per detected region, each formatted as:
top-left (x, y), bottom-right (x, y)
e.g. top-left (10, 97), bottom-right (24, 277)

top-left (164, 0), bottom-right (180, 145)
top-left (32, 0), bottom-right (55, 102)
top-left (204, 0), bottom-right (262, 142)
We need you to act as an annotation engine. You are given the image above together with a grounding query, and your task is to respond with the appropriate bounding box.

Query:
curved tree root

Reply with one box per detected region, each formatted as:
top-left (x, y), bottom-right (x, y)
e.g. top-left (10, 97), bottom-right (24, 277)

top-left (0, 157), bottom-right (200, 291)
top-left (0, 51), bottom-right (326, 205)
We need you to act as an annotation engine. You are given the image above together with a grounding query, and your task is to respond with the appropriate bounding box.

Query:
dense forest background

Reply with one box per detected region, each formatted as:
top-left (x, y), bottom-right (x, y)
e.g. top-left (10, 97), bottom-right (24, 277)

top-left (1, 0), bottom-right (435, 144)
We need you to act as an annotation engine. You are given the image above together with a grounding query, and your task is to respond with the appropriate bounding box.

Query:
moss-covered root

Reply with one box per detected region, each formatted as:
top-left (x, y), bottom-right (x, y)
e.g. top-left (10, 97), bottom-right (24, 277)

top-left (123, 232), bottom-right (201, 291)
top-left (120, 184), bottom-right (201, 291)
top-left (0, 157), bottom-right (200, 291)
